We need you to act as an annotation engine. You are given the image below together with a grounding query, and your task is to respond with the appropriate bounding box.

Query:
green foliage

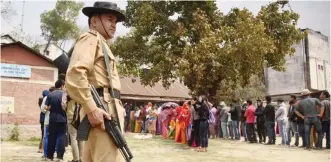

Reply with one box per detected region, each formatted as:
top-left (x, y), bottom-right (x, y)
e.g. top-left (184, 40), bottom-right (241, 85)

top-left (216, 75), bottom-right (266, 103)
top-left (40, 0), bottom-right (84, 43)
top-left (257, 1), bottom-right (304, 71)
top-left (9, 122), bottom-right (20, 141)
top-left (32, 44), bottom-right (42, 52)
top-left (111, 1), bottom-right (305, 99)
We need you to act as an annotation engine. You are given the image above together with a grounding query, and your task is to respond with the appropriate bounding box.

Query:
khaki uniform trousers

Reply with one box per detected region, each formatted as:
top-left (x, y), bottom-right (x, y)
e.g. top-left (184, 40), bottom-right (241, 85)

top-left (82, 96), bottom-right (126, 162)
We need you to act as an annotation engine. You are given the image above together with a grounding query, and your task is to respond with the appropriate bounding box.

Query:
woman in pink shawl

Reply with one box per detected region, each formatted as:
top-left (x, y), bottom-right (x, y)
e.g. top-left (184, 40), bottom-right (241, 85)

top-left (209, 104), bottom-right (217, 138)
top-left (160, 107), bottom-right (171, 139)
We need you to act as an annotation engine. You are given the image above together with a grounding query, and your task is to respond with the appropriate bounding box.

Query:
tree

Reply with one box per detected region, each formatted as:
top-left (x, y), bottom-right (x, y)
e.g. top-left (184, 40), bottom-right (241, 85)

top-left (216, 75), bottom-right (266, 104)
top-left (112, 1), bottom-right (221, 88)
top-left (179, 8), bottom-right (275, 99)
top-left (40, 0), bottom-right (84, 51)
top-left (1, 1), bottom-right (16, 23)
top-left (257, 0), bottom-right (304, 71)
top-left (111, 1), bottom-right (305, 100)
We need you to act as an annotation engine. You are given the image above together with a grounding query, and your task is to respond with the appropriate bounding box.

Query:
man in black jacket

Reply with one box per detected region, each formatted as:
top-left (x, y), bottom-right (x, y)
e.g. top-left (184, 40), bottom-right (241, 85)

top-left (193, 95), bottom-right (210, 152)
top-left (255, 99), bottom-right (266, 143)
top-left (230, 99), bottom-right (242, 140)
top-left (286, 96), bottom-right (299, 147)
top-left (255, 96), bottom-right (276, 145)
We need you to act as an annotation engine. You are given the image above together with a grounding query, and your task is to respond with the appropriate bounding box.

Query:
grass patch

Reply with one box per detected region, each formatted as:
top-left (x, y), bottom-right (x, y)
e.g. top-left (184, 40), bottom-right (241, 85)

top-left (8, 122), bottom-right (20, 141)
top-left (2, 134), bottom-right (330, 162)
top-left (27, 136), bottom-right (41, 141)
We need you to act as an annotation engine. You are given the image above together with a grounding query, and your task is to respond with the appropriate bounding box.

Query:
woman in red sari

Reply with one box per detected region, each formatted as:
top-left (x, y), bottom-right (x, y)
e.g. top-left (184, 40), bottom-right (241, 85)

top-left (175, 102), bottom-right (191, 144)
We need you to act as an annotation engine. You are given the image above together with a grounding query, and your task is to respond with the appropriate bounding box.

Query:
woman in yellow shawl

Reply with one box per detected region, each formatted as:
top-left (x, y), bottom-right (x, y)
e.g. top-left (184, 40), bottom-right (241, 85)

top-left (134, 106), bottom-right (144, 133)
top-left (168, 107), bottom-right (177, 139)
top-left (148, 105), bottom-right (158, 136)
top-left (130, 108), bottom-right (136, 132)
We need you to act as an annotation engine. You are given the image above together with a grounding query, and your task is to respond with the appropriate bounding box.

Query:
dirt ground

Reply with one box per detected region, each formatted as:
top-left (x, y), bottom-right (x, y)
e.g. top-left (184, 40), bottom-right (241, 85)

top-left (1, 133), bottom-right (330, 162)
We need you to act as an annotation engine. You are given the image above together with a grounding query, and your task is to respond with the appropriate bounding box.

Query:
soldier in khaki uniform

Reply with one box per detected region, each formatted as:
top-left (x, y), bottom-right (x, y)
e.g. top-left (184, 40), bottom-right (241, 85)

top-left (65, 2), bottom-right (126, 162)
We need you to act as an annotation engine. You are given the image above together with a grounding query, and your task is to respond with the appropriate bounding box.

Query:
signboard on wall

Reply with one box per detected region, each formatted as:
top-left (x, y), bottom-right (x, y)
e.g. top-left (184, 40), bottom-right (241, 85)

top-left (0, 96), bottom-right (14, 113)
top-left (0, 63), bottom-right (31, 78)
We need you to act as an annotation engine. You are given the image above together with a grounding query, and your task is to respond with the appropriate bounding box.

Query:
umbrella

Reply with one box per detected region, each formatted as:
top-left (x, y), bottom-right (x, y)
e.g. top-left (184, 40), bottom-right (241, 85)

top-left (161, 102), bottom-right (179, 109)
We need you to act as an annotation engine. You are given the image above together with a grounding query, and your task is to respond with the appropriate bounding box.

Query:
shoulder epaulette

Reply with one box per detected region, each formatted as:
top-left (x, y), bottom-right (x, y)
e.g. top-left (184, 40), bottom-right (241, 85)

top-left (88, 29), bottom-right (98, 36)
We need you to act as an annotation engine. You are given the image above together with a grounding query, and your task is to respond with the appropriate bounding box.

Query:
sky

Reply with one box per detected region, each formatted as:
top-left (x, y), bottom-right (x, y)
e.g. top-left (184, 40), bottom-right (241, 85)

top-left (1, 0), bottom-right (330, 50)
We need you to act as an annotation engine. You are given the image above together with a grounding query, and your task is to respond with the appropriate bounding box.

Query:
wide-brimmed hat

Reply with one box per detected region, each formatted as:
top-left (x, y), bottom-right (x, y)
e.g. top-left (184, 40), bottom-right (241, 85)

top-left (82, 1), bottom-right (125, 22)
top-left (301, 89), bottom-right (311, 96)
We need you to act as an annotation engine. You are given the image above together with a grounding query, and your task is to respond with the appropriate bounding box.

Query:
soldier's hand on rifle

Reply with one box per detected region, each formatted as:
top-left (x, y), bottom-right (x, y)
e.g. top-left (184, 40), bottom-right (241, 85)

top-left (87, 108), bottom-right (111, 131)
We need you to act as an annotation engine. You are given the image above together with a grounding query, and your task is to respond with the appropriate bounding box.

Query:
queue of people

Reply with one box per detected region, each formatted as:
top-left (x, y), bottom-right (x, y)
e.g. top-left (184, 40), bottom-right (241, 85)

top-left (124, 89), bottom-right (330, 151)
top-left (214, 89), bottom-right (330, 150)
top-left (124, 96), bottom-right (213, 152)
top-left (38, 82), bottom-right (330, 161)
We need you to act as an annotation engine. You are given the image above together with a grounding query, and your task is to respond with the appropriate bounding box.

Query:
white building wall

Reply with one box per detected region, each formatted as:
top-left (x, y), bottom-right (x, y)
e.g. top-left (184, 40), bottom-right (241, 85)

top-left (265, 39), bottom-right (306, 95)
top-left (39, 43), bottom-right (64, 61)
top-left (265, 29), bottom-right (330, 95)
top-left (307, 30), bottom-right (330, 91)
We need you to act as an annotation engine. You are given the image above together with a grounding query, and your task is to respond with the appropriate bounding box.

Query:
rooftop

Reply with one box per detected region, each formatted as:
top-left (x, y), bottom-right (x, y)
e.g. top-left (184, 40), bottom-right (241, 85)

top-left (120, 77), bottom-right (191, 101)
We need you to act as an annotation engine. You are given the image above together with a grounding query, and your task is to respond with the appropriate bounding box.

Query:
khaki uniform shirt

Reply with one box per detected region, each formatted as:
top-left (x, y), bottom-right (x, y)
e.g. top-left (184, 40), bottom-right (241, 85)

top-left (65, 29), bottom-right (121, 115)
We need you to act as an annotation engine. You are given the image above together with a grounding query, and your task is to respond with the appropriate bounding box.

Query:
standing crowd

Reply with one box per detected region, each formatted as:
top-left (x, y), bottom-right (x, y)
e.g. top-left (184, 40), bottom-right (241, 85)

top-left (37, 80), bottom-right (330, 161)
top-left (124, 89), bottom-right (330, 151)
top-left (38, 79), bottom-right (83, 162)
top-left (124, 95), bottom-right (213, 152)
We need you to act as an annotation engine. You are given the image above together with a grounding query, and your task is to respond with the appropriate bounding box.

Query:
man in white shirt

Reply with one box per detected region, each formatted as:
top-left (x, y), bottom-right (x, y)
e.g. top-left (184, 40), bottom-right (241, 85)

top-left (276, 99), bottom-right (288, 145)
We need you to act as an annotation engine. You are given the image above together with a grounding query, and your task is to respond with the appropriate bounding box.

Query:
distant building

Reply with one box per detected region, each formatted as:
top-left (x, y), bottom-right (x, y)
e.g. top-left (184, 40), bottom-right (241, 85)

top-left (39, 43), bottom-right (67, 61)
top-left (120, 77), bottom-right (191, 105)
top-left (264, 28), bottom-right (330, 99)
top-left (1, 39), bottom-right (58, 124)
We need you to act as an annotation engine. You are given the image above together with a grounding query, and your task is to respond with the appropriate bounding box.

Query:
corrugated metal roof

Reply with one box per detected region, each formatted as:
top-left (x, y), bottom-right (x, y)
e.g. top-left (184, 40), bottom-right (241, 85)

top-left (120, 77), bottom-right (191, 99)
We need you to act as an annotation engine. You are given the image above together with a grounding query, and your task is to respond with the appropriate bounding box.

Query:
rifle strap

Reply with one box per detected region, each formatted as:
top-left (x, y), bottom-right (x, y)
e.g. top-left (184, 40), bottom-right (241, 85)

top-left (101, 41), bottom-right (122, 132)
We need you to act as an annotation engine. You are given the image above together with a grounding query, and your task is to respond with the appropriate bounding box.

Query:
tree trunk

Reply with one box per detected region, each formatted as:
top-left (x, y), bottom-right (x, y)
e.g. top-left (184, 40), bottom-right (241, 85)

top-left (43, 34), bottom-right (54, 54)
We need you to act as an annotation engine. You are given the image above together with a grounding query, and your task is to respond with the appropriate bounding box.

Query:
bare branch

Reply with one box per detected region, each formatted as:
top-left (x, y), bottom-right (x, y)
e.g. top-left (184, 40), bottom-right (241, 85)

top-left (1, 1), bottom-right (16, 22)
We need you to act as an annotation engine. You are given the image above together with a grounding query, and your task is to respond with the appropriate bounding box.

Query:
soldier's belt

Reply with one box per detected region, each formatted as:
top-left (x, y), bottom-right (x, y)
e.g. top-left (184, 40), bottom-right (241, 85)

top-left (96, 87), bottom-right (121, 99)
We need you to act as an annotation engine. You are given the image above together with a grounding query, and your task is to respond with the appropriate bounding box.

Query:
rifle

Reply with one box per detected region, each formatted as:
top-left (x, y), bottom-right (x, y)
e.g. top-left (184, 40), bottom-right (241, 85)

top-left (53, 53), bottom-right (133, 162)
